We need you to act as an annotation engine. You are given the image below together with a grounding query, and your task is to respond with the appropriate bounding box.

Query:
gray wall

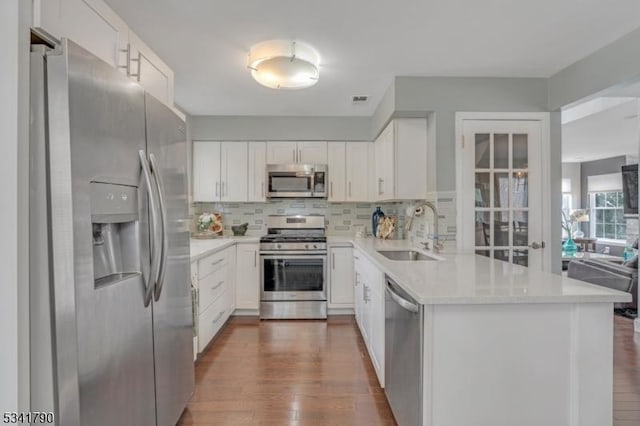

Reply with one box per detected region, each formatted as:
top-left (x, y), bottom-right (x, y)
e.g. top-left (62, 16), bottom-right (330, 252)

top-left (392, 76), bottom-right (549, 190)
top-left (579, 155), bottom-right (627, 237)
top-left (549, 26), bottom-right (640, 110)
top-left (562, 162), bottom-right (582, 209)
top-left (190, 115), bottom-right (371, 141)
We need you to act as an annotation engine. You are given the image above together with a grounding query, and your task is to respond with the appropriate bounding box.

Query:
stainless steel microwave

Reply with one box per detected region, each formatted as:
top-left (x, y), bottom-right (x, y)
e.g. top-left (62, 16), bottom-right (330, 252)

top-left (266, 164), bottom-right (327, 198)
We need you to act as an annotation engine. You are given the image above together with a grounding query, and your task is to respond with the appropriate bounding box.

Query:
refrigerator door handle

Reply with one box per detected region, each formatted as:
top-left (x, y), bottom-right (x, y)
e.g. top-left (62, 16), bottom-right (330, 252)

top-left (149, 153), bottom-right (169, 302)
top-left (139, 150), bottom-right (161, 307)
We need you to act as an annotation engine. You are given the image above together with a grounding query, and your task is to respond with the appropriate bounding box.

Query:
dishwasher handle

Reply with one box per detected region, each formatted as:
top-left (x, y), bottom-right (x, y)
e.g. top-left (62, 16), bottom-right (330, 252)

top-left (386, 281), bottom-right (419, 313)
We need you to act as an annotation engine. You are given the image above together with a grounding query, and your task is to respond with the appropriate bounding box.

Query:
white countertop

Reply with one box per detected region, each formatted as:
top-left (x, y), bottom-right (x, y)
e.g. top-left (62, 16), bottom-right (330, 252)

top-left (351, 238), bottom-right (632, 305)
top-left (190, 235), bottom-right (631, 305)
top-left (189, 236), bottom-right (260, 261)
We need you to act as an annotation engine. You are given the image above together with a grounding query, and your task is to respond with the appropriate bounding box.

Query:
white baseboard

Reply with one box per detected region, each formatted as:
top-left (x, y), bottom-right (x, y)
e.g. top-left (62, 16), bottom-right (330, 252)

top-left (635, 318), bottom-right (640, 333)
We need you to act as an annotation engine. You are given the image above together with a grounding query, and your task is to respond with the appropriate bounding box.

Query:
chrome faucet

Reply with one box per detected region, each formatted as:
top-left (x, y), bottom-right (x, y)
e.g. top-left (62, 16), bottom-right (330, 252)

top-left (405, 201), bottom-right (444, 253)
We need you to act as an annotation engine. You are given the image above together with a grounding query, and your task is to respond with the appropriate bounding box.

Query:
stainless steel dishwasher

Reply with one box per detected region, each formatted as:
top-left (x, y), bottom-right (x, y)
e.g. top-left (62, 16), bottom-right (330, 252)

top-left (385, 276), bottom-right (423, 426)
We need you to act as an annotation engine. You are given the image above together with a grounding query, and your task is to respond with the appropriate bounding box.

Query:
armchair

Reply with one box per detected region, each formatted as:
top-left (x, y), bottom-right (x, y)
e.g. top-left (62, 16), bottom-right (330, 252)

top-left (567, 257), bottom-right (637, 310)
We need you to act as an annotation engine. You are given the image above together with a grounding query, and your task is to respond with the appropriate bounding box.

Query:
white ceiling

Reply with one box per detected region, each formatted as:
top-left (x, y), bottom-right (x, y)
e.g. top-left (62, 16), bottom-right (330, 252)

top-left (104, 0), bottom-right (640, 116)
top-left (562, 98), bottom-right (639, 162)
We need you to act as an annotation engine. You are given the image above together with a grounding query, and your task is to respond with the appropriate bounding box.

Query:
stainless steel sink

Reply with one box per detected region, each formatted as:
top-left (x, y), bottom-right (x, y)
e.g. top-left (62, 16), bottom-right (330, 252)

top-left (377, 250), bottom-right (437, 261)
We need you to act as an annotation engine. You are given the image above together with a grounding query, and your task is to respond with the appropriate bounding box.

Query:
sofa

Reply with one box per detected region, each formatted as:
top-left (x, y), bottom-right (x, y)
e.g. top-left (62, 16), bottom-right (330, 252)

top-left (567, 255), bottom-right (638, 310)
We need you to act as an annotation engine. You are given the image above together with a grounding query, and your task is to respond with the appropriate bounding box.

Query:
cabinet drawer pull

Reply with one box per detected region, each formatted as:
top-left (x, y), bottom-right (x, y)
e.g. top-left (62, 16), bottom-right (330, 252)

top-left (261, 182), bottom-right (264, 198)
top-left (211, 258), bottom-right (224, 266)
top-left (212, 310), bottom-right (225, 324)
top-left (254, 251), bottom-right (257, 267)
top-left (348, 181), bottom-right (352, 198)
top-left (211, 280), bottom-right (224, 290)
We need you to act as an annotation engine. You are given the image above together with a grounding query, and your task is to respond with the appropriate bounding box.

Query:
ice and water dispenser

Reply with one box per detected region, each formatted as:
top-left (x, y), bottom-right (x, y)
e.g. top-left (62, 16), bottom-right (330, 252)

top-left (90, 181), bottom-right (140, 287)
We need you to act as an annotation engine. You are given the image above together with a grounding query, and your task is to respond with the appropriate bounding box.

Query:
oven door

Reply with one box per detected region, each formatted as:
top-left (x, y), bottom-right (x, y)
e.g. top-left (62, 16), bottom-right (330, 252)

top-left (260, 253), bottom-right (327, 301)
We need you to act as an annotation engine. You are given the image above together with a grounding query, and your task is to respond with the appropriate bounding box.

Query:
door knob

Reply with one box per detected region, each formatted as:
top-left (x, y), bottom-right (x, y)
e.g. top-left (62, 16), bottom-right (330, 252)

top-left (528, 241), bottom-right (545, 249)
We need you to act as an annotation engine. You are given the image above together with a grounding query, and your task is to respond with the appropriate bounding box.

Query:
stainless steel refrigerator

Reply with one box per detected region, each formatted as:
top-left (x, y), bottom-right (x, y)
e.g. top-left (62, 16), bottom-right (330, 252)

top-left (29, 39), bottom-right (194, 426)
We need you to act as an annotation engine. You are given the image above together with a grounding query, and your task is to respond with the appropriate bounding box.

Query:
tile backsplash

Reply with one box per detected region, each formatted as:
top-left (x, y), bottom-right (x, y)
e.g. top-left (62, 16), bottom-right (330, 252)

top-left (192, 192), bottom-right (458, 247)
top-left (401, 191), bottom-right (458, 251)
top-left (193, 200), bottom-right (404, 237)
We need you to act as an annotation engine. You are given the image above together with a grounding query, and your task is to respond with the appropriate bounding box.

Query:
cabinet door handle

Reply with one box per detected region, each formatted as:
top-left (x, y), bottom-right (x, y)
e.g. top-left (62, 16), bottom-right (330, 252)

top-left (298, 149), bottom-right (302, 163)
top-left (212, 310), bottom-right (225, 324)
top-left (363, 285), bottom-right (370, 303)
top-left (348, 181), bottom-right (352, 198)
top-left (215, 181), bottom-right (220, 197)
top-left (293, 149), bottom-right (296, 163)
top-left (330, 181), bottom-right (333, 198)
top-left (254, 251), bottom-right (257, 267)
top-left (332, 252), bottom-right (335, 269)
top-left (211, 258), bottom-right (224, 266)
top-left (261, 182), bottom-right (264, 198)
top-left (118, 44), bottom-right (131, 76)
top-left (132, 52), bottom-right (142, 82)
top-left (211, 280), bottom-right (224, 290)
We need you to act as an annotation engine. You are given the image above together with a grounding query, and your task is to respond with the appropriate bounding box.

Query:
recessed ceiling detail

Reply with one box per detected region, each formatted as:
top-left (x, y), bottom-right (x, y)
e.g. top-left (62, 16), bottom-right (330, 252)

top-left (247, 40), bottom-right (320, 90)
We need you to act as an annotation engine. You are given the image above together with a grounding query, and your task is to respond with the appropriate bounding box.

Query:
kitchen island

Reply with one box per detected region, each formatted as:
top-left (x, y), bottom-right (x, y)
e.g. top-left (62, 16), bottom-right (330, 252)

top-left (351, 238), bottom-right (631, 426)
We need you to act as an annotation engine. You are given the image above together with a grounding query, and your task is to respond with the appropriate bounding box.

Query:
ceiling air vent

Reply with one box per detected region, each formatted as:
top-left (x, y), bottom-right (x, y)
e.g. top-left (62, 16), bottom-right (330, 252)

top-left (352, 95), bottom-right (369, 103)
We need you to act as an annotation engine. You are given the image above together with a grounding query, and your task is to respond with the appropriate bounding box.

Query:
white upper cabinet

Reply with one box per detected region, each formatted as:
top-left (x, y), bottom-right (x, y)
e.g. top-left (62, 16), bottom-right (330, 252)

top-left (267, 141), bottom-right (327, 164)
top-left (32, 0), bottom-right (177, 110)
top-left (220, 142), bottom-right (248, 202)
top-left (297, 142), bottom-right (328, 164)
top-left (192, 141), bottom-right (221, 202)
top-left (266, 142), bottom-right (297, 164)
top-left (127, 30), bottom-right (175, 106)
top-left (374, 118), bottom-right (428, 201)
top-left (327, 142), bottom-right (369, 202)
top-left (33, 0), bottom-right (128, 70)
top-left (248, 142), bottom-right (267, 202)
top-left (345, 143), bottom-right (370, 202)
top-left (192, 141), bottom-right (248, 202)
top-left (327, 142), bottom-right (346, 202)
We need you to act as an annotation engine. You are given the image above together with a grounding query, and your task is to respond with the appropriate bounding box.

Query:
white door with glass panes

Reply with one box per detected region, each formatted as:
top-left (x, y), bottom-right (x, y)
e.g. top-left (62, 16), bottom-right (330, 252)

top-left (461, 120), bottom-right (543, 270)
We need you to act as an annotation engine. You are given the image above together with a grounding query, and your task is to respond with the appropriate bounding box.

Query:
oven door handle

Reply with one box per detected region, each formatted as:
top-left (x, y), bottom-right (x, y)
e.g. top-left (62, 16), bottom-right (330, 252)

top-left (259, 251), bottom-right (327, 257)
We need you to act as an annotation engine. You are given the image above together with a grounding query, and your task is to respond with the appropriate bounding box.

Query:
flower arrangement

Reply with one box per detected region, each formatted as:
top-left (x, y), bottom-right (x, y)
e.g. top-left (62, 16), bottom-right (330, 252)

top-left (562, 209), bottom-right (589, 238)
top-left (196, 212), bottom-right (223, 234)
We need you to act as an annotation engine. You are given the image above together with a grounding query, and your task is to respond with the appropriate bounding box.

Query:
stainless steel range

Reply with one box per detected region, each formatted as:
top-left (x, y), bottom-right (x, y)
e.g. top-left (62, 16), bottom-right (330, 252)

top-left (260, 215), bottom-right (327, 319)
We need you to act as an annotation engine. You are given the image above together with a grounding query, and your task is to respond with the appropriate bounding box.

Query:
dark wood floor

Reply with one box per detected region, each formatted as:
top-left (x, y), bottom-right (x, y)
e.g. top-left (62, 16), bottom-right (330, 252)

top-left (179, 315), bottom-right (640, 426)
top-left (178, 316), bottom-right (396, 425)
top-left (613, 315), bottom-right (640, 426)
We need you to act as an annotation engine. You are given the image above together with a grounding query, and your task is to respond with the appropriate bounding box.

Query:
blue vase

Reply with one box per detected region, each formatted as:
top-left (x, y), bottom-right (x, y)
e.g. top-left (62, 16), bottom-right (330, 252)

top-left (563, 238), bottom-right (577, 257)
top-left (372, 207), bottom-right (384, 237)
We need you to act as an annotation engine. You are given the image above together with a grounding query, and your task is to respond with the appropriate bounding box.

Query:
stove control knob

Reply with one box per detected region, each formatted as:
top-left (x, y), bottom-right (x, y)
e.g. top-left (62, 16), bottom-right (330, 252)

top-left (305, 244), bottom-right (309, 249)
top-left (313, 245), bottom-right (318, 249)
top-left (277, 244), bottom-right (282, 249)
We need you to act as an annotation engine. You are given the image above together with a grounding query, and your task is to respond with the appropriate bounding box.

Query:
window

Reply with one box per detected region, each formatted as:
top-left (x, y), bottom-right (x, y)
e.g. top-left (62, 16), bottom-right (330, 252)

top-left (590, 191), bottom-right (626, 241)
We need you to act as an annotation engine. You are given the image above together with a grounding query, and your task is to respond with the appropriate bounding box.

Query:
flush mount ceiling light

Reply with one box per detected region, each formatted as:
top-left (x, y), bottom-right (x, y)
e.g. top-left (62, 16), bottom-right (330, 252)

top-left (247, 40), bottom-right (320, 90)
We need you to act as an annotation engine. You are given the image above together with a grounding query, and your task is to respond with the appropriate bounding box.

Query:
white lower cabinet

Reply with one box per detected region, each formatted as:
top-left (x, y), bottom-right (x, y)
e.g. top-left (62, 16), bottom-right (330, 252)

top-left (235, 243), bottom-right (260, 310)
top-left (196, 246), bottom-right (236, 353)
top-left (328, 246), bottom-right (354, 307)
top-left (353, 249), bottom-right (385, 387)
